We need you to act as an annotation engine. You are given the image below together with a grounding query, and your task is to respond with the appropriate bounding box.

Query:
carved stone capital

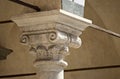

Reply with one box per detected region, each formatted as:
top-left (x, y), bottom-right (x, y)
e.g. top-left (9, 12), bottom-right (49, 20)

top-left (20, 29), bottom-right (82, 78)
top-left (12, 9), bottom-right (92, 79)
top-left (20, 29), bottom-right (81, 68)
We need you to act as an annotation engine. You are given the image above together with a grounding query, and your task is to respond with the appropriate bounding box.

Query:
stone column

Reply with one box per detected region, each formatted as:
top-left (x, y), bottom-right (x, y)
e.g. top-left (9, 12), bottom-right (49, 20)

top-left (12, 9), bottom-right (92, 79)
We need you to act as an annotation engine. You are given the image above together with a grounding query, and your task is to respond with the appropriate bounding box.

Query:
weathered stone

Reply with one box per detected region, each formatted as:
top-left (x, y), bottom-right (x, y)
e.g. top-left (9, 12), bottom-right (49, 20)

top-left (12, 9), bottom-right (91, 79)
top-left (26, 0), bottom-right (85, 16)
top-left (62, 0), bottom-right (84, 16)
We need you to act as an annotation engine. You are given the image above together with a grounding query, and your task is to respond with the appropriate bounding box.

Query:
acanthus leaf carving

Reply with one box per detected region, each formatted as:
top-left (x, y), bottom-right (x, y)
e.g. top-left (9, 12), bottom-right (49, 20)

top-left (11, 9), bottom-right (91, 79)
top-left (20, 30), bottom-right (81, 62)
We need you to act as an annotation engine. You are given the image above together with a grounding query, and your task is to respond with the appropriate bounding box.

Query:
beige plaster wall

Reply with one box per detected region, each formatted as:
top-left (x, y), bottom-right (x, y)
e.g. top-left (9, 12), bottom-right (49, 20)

top-left (0, 0), bottom-right (120, 79)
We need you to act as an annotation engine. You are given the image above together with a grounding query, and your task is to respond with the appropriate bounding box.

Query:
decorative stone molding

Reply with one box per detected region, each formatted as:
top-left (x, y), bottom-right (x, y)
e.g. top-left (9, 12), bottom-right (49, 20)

top-left (12, 9), bottom-right (92, 79)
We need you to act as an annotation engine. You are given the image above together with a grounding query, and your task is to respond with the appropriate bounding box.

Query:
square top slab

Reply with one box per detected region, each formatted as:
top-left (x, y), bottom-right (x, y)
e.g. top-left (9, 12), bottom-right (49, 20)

top-left (12, 9), bottom-right (92, 32)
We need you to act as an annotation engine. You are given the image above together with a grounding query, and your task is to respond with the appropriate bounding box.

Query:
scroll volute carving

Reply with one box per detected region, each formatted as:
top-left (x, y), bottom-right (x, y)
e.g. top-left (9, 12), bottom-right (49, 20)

top-left (20, 30), bottom-right (81, 62)
top-left (11, 9), bottom-right (91, 79)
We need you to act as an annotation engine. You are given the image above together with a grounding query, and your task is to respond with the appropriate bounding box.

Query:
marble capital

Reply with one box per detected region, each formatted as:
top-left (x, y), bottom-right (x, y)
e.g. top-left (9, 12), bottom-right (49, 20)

top-left (12, 9), bottom-right (92, 79)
